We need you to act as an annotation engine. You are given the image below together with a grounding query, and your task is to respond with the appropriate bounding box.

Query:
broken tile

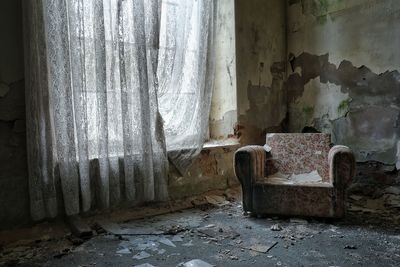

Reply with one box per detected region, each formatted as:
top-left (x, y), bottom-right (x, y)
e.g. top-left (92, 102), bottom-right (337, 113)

top-left (118, 241), bottom-right (132, 249)
top-left (133, 264), bottom-right (157, 267)
top-left (181, 259), bottom-right (213, 267)
top-left (157, 248), bottom-right (166, 255)
top-left (158, 237), bottom-right (176, 247)
top-left (132, 251), bottom-right (151, 260)
top-left (116, 248), bottom-right (131, 254)
top-left (137, 241), bottom-right (159, 251)
top-left (231, 238), bottom-right (278, 254)
top-left (247, 243), bottom-right (278, 253)
top-left (172, 235), bottom-right (184, 242)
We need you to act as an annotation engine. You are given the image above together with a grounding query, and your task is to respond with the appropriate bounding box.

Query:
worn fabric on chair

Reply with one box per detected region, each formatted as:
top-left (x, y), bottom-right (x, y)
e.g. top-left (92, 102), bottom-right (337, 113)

top-left (266, 133), bottom-right (331, 181)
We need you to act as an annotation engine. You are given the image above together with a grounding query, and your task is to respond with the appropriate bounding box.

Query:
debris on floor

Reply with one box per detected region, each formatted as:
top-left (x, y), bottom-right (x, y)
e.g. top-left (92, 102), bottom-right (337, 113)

top-left (180, 259), bottom-right (214, 267)
top-left (205, 195), bottom-right (230, 206)
top-left (133, 251), bottom-right (152, 260)
top-left (239, 239), bottom-right (278, 253)
top-left (270, 224), bottom-right (283, 231)
top-left (133, 263), bottom-right (157, 267)
top-left (1, 188), bottom-right (400, 267)
top-left (344, 245), bottom-right (357, 250)
top-left (197, 224), bottom-right (240, 241)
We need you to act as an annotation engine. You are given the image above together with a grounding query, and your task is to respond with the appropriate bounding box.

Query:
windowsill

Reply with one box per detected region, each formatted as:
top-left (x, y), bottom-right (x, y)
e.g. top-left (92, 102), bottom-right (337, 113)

top-left (166, 138), bottom-right (240, 154)
top-left (202, 138), bottom-right (240, 149)
top-left (84, 138), bottom-right (241, 160)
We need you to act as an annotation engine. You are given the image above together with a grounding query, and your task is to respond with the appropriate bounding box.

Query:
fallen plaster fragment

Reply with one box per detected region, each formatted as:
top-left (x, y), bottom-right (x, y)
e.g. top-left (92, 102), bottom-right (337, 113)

top-left (132, 251), bottom-right (151, 260)
top-left (158, 237), bottom-right (176, 247)
top-left (67, 215), bottom-right (93, 238)
top-left (230, 239), bottom-right (278, 254)
top-left (116, 248), bottom-right (131, 254)
top-left (133, 264), bottom-right (157, 267)
top-left (182, 240), bottom-right (194, 247)
top-left (118, 241), bottom-right (132, 249)
top-left (167, 253), bottom-right (181, 258)
top-left (271, 224), bottom-right (283, 231)
top-left (247, 243), bottom-right (278, 253)
top-left (180, 259), bottom-right (214, 267)
top-left (137, 241), bottom-right (159, 251)
top-left (172, 235), bottom-right (184, 242)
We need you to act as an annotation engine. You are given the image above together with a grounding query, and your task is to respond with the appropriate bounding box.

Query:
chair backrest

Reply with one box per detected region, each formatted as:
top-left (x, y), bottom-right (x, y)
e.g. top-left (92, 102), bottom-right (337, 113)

top-left (266, 133), bottom-right (331, 181)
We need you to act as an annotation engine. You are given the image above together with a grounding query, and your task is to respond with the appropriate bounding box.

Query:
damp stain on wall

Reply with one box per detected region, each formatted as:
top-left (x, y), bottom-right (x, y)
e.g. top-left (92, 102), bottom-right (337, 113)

top-left (236, 61), bottom-right (287, 145)
top-left (287, 52), bottom-right (400, 166)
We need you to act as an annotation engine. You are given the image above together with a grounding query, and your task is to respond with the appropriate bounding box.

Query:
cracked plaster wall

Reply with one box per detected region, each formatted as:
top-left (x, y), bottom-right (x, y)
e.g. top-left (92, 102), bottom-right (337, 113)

top-left (286, 0), bottom-right (400, 223)
top-left (235, 0), bottom-right (287, 145)
top-left (287, 0), bottom-right (400, 167)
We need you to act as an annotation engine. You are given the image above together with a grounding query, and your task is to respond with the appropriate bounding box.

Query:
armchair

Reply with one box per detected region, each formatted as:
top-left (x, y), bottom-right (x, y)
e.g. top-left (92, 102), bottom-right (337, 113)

top-left (234, 133), bottom-right (355, 218)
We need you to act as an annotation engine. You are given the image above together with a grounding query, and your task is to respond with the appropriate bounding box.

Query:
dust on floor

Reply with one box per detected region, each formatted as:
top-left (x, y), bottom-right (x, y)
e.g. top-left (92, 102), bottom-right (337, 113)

top-left (1, 192), bottom-right (400, 267)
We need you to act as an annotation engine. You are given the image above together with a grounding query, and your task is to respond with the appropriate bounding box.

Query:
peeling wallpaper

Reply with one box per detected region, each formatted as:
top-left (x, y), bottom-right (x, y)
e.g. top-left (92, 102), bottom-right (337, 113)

top-left (287, 0), bottom-right (400, 167)
top-left (235, 0), bottom-right (287, 145)
top-left (287, 0), bottom-right (400, 74)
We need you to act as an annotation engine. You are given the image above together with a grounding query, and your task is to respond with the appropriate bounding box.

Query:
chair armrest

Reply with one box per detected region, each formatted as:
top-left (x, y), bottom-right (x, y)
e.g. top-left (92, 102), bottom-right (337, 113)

top-left (328, 145), bottom-right (355, 187)
top-left (234, 145), bottom-right (266, 183)
top-left (234, 145), bottom-right (266, 212)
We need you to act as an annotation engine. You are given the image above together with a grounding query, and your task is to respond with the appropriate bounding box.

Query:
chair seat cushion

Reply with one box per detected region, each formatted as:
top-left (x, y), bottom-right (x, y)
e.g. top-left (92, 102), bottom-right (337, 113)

top-left (257, 170), bottom-right (332, 187)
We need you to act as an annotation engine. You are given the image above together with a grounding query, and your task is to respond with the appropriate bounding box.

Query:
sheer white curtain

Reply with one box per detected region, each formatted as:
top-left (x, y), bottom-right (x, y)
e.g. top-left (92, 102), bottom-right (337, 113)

top-left (158, 0), bottom-right (216, 173)
top-left (23, 0), bottom-right (215, 220)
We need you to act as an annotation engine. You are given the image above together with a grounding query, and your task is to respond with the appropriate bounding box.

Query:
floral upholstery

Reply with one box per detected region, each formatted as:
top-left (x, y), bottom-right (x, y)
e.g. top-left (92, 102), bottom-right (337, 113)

top-left (265, 133), bottom-right (331, 182)
top-left (234, 133), bottom-right (355, 218)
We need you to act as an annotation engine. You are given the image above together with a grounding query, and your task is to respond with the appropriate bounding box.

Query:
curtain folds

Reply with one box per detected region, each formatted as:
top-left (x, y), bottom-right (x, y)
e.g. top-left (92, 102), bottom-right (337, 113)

top-left (23, 0), bottom-right (215, 221)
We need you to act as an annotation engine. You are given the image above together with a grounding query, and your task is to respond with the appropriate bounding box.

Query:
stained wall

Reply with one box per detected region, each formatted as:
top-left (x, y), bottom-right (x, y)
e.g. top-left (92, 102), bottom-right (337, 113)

top-left (235, 0), bottom-right (287, 145)
top-left (286, 0), bottom-right (400, 223)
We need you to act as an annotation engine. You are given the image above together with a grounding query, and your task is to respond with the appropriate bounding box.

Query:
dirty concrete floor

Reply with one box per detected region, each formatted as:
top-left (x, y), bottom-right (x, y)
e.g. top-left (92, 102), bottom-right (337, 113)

top-left (2, 200), bottom-right (400, 267)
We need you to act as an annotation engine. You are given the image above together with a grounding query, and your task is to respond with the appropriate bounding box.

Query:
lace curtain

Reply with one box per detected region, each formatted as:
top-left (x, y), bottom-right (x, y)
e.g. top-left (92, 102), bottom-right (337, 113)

top-left (23, 0), bottom-right (215, 221)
